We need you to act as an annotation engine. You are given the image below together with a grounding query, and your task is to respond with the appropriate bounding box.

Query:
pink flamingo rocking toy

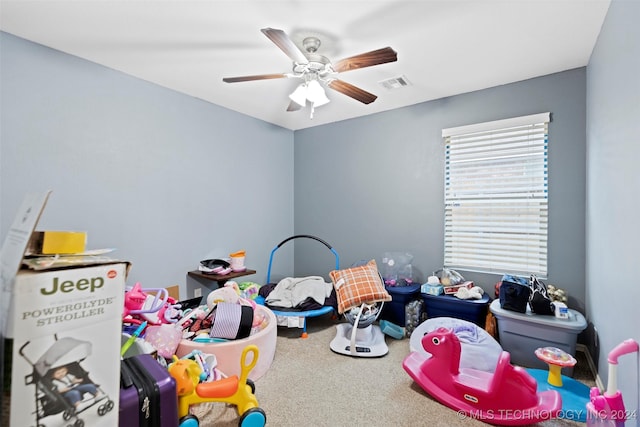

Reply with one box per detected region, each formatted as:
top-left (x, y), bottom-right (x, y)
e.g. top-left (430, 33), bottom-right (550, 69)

top-left (403, 327), bottom-right (562, 425)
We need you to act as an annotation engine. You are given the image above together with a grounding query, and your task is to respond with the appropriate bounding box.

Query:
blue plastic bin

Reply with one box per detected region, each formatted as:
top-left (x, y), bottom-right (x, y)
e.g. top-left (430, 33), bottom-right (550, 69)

top-left (421, 293), bottom-right (490, 327)
top-left (380, 284), bottom-right (424, 336)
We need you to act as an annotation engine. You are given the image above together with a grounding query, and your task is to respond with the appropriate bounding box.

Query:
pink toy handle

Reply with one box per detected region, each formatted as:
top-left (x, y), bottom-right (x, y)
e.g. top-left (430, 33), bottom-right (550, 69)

top-left (607, 339), bottom-right (639, 364)
top-left (129, 288), bottom-right (169, 314)
top-left (603, 339), bottom-right (639, 416)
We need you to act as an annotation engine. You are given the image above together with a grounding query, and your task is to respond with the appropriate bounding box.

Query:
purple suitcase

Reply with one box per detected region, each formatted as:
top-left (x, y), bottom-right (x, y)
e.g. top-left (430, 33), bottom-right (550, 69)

top-left (119, 354), bottom-right (178, 427)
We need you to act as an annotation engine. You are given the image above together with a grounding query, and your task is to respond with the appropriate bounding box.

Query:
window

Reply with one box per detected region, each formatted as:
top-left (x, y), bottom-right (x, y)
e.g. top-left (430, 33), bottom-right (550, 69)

top-left (442, 112), bottom-right (550, 277)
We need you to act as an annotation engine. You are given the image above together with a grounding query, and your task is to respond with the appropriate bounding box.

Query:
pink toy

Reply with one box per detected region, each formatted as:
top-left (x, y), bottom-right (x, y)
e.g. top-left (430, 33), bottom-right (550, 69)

top-left (122, 282), bottom-right (148, 323)
top-left (403, 327), bottom-right (562, 425)
top-left (122, 283), bottom-right (170, 325)
top-left (144, 324), bottom-right (183, 359)
top-left (586, 338), bottom-right (639, 427)
top-left (157, 296), bottom-right (183, 324)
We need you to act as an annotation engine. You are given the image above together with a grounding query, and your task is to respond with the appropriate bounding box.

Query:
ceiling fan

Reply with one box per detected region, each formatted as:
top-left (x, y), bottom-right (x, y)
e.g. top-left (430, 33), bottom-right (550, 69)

top-left (222, 28), bottom-right (398, 117)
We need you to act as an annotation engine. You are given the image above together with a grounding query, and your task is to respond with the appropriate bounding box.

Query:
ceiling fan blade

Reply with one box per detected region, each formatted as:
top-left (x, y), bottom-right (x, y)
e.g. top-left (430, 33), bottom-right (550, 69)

top-left (332, 47), bottom-right (398, 73)
top-left (261, 28), bottom-right (309, 65)
top-left (328, 80), bottom-right (378, 105)
top-left (223, 73), bottom-right (288, 83)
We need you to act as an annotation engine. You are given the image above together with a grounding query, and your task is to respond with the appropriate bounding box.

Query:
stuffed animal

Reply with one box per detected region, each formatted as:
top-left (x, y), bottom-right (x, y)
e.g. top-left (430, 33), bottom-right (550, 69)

top-left (206, 286), bottom-right (240, 309)
top-left (455, 286), bottom-right (484, 300)
top-left (546, 284), bottom-right (568, 303)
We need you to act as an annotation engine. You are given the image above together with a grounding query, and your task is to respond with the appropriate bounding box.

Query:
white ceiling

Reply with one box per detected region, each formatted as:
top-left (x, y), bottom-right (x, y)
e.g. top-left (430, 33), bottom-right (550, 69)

top-left (0, 0), bottom-right (611, 131)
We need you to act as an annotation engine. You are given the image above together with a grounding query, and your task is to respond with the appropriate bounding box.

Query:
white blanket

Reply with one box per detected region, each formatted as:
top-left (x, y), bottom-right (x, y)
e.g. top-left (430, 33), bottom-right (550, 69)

top-left (265, 276), bottom-right (332, 308)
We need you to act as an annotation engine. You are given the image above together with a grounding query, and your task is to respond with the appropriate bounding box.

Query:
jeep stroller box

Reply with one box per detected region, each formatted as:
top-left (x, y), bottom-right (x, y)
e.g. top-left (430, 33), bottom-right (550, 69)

top-left (1, 192), bottom-right (129, 427)
top-left (3, 257), bottom-right (129, 427)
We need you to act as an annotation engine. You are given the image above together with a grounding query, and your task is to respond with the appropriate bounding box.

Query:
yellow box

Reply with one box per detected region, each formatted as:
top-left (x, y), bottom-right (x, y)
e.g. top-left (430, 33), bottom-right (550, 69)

top-left (27, 230), bottom-right (87, 255)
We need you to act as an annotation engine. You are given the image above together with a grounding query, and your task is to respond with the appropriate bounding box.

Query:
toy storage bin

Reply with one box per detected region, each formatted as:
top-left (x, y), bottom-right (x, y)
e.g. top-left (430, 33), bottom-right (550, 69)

top-left (489, 299), bottom-right (587, 376)
top-left (175, 305), bottom-right (277, 381)
top-left (421, 293), bottom-right (490, 327)
top-left (380, 284), bottom-right (424, 337)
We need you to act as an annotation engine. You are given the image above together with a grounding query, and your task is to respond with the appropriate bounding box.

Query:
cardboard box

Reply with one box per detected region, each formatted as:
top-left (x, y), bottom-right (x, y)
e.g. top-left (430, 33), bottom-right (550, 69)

top-left (421, 283), bottom-right (444, 296)
top-left (26, 230), bottom-right (87, 255)
top-left (1, 192), bottom-right (129, 427)
top-left (442, 280), bottom-right (474, 295)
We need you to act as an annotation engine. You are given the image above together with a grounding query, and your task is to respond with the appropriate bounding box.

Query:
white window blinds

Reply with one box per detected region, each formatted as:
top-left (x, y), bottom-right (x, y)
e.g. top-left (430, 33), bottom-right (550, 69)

top-left (442, 112), bottom-right (550, 277)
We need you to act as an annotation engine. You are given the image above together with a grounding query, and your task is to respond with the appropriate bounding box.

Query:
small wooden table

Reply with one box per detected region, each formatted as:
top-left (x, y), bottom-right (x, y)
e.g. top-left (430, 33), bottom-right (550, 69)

top-left (187, 269), bottom-right (257, 288)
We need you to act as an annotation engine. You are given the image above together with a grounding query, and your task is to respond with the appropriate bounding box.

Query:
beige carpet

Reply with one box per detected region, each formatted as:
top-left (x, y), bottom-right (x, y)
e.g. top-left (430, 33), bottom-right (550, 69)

top-left (195, 314), bottom-right (595, 427)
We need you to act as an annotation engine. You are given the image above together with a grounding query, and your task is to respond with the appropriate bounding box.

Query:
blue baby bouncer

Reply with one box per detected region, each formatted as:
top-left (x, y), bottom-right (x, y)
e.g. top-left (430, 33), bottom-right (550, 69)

top-left (256, 235), bottom-right (339, 338)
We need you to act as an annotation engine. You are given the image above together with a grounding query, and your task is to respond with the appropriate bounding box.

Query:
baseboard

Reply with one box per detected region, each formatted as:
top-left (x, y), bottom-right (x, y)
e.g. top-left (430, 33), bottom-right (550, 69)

top-left (577, 342), bottom-right (604, 390)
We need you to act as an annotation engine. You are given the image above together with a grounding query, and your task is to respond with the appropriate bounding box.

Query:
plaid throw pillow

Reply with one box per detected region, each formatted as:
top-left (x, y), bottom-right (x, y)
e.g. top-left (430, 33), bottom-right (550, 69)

top-left (330, 260), bottom-right (391, 314)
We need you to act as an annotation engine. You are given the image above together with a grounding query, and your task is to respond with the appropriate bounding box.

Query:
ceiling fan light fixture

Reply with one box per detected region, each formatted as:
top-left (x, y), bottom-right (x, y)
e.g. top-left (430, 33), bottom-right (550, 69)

top-left (306, 80), bottom-right (330, 107)
top-left (289, 79), bottom-right (330, 111)
top-left (289, 83), bottom-right (308, 107)
top-left (311, 95), bottom-right (330, 108)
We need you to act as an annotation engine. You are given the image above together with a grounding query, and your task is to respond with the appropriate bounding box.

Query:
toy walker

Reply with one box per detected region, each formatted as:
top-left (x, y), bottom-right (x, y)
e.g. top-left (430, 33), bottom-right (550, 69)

top-left (587, 339), bottom-right (639, 427)
top-left (403, 327), bottom-right (562, 425)
top-left (168, 344), bottom-right (266, 427)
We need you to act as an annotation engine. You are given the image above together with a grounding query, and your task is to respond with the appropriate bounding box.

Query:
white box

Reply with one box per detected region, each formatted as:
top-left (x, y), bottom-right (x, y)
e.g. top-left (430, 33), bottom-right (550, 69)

top-left (6, 263), bottom-right (127, 427)
top-left (442, 280), bottom-right (474, 295)
top-left (1, 192), bottom-right (129, 427)
top-left (554, 301), bottom-right (569, 319)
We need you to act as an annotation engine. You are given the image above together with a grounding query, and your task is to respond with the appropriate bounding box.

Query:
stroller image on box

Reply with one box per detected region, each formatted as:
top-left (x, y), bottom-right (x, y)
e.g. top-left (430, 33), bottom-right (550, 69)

top-left (19, 335), bottom-right (115, 427)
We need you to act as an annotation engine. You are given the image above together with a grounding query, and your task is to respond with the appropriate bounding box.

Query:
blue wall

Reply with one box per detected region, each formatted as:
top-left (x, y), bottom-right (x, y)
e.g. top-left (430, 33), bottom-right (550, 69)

top-left (0, 32), bottom-right (295, 297)
top-left (293, 69), bottom-right (587, 312)
top-left (586, 0), bottom-right (640, 408)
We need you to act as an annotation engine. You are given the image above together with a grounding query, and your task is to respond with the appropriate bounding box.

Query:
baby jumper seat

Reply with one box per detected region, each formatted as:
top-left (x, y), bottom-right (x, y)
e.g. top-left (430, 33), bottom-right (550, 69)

top-left (329, 259), bottom-right (392, 358)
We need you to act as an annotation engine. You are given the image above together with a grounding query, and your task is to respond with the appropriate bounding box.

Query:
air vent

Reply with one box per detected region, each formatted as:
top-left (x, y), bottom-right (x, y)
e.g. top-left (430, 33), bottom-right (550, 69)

top-left (379, 75), bottom-right (411, 90)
